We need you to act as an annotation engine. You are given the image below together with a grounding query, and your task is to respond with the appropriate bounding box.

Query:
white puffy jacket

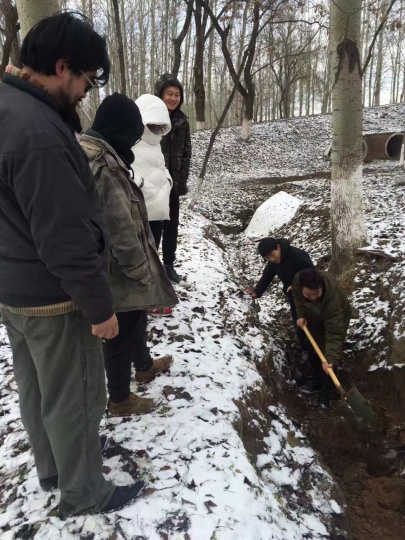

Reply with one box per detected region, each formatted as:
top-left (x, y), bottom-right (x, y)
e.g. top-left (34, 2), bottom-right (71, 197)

top-left (132, 94), bottom-right (172, 221)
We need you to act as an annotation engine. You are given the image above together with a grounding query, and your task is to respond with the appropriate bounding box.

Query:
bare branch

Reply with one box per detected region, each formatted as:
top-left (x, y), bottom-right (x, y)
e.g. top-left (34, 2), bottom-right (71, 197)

top-left (361, 0), bottom-right (397, 76)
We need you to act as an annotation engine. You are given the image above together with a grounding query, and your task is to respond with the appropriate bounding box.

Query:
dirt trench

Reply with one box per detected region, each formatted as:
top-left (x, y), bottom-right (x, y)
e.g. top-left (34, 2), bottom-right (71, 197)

top-left (222, 233), bottom-right (405, 538)
top-left (254, 302), bottom-right (405, 540)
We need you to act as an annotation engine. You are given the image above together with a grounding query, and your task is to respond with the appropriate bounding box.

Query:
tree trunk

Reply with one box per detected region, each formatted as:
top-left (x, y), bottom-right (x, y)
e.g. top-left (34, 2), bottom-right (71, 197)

top-left (193, 2), bottom-right (206, 130)
top-left (373, 2), bottom-right (387, 106)
top-left (206, 11), bottom-right (215, 128)
top-left (16, 0), bottom-right (60, 40)
top-left (240, 1), bottom-right (259, 141)
top-left (111, 0), bottom-right (126, 95)
top-left (0, 0), bottom-right (19, 79)
top-left (172, 0), bottom-right (193, 77)
top-left (330, 0), bottom-right (367, 276)
top-left (321, 51), bottom-right (331, 114)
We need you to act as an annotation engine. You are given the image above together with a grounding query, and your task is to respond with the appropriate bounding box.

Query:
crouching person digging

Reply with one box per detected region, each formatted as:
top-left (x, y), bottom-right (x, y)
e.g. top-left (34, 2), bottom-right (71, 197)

top-left (81, 93), bottom-right (178, 416)
top-left (292, 268), bottom-right (352, 408)
top-left (246, 238), bottom-right (315, 368)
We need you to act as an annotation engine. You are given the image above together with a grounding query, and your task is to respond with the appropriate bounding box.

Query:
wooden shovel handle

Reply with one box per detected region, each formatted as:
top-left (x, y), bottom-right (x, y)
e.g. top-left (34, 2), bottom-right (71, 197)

top-left (302, 324), bottom-right (343, 390)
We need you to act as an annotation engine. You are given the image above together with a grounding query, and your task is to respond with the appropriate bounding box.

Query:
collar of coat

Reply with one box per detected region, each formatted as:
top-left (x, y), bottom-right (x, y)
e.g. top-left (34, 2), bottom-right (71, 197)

top-left (80, 134), bottom-right (132, 176)
top-left (5, 65), bottom-right (50, 94)
top-left (3, 65), bottom-right (58, 115)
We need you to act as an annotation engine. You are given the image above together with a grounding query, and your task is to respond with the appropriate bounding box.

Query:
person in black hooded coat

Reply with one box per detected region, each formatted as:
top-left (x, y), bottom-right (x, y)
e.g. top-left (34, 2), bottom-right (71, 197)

top-left (247, 237), bottom-right (315, 354)
top-left (154, 73), bottom-right (192, 283)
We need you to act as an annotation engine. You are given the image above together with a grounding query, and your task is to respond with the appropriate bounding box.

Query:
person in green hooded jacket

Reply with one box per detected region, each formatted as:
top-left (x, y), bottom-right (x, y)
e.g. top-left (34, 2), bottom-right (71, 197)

top-left (292, 267), bottom-right (352, 407)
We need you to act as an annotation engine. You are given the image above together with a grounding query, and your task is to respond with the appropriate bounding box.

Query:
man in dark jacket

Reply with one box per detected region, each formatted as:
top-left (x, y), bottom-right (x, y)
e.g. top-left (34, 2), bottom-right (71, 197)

top-left (80, 93), bottom-right (178, 416)
top-left (0, 13), bottom-right (143, 516)
top-left (247, 237), bottom-right (314, 354)
top-left (293, 268), bottom-right (352, 407)
top-left (155, 73), bottom-right (192, 283)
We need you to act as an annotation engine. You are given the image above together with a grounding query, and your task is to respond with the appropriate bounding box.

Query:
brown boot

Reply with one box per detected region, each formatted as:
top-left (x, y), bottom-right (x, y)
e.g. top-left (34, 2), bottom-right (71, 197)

top-left (108, 393), bottom-right (157, 416)
top-left (135, 355), bottom-right (173, 384)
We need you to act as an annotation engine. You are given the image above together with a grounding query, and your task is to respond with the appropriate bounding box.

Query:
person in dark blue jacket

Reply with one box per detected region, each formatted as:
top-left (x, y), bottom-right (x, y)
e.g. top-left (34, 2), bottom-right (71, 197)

top-left (247, 237), bottom-right (315, 355)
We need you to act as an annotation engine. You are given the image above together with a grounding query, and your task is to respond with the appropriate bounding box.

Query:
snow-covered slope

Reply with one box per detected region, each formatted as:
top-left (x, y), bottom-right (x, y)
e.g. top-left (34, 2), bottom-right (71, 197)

top-left (0, 213), bottom-right (342, 539)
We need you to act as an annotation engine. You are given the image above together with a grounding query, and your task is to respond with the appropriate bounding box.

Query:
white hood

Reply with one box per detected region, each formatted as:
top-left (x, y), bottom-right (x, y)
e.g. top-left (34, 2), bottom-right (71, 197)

top-left (131, 94), bottom-right (173, 221)
top-left (135, 94), bottom-right (171, 145)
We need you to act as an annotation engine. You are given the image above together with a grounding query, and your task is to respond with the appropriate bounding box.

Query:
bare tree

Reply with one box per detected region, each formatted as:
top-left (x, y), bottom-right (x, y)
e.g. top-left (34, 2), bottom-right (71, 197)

top-left (195, 0), bottom-right (284, 140)
top-left (330, 0), bottom-right (366, 276)
top-left (111, 0), bottom-right (126, 94)
top-left (172, 0), bottom-right (193, 77)
top-left (188, 52), bottom-right (249, 209)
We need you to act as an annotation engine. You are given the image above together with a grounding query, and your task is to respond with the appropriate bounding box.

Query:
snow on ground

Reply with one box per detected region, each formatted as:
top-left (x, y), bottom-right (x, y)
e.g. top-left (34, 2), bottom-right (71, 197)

top-left (0, 213), bottom-right (341, 538)
top-left (244, 191), bottom-right (302, 238)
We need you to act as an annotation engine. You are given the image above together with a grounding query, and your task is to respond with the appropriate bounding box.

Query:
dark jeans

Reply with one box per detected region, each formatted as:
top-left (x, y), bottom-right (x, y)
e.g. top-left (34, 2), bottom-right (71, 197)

top-left (162, 189), bottom-right (180, 266)
top-left (307, 346), bottom-right (336, 397)
top-left (286, 291), bottom-right (307, 350)
top-left (1, 309), bottom-right (114, 515)
top-left (149, 220), bottom-right (163, 250)
top-left (103, 310), bottom-right (153, 403)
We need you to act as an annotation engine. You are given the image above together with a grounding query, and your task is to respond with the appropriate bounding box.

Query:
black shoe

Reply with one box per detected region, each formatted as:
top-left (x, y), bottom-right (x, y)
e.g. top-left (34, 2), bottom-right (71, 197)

top-left (39, 436), bottom-right (111, 492)
top-left (101, 481), bottom-right (146, 513)
top-left (164, 264), bottom-right (181, 284)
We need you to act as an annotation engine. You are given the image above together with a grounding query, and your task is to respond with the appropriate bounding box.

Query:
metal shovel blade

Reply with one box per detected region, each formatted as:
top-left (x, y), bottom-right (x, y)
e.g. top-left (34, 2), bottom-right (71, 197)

top-left (343, 386), bottom-right (374, 427)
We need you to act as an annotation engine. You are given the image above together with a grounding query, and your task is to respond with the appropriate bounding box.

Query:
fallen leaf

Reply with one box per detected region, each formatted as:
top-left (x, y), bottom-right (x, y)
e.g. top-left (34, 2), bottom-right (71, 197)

top-left (204, 500), bottom-right (217, 513)
top-left (181, 498), bottom-right (196, 507)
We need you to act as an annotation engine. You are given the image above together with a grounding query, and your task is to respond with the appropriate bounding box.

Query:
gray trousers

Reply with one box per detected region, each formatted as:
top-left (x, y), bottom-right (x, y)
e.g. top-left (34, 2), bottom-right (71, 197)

top-left (0, 309), bottom-right (115, 515)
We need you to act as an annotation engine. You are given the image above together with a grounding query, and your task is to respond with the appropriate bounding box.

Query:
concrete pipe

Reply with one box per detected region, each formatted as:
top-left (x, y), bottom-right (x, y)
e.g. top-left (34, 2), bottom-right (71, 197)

top-left (363, 132), bottom-right (403, 162)
top-left (386, 133), bottom-right (403, 160)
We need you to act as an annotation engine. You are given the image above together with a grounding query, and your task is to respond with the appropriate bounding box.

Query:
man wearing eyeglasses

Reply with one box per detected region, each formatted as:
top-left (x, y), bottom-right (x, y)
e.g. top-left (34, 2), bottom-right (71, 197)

top-left (0, 13), bottom-right (145, 516)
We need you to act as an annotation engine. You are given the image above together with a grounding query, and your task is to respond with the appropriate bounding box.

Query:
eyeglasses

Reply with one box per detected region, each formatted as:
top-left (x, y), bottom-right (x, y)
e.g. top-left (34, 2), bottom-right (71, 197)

top-left (80, 70), bottom-right (96, 93)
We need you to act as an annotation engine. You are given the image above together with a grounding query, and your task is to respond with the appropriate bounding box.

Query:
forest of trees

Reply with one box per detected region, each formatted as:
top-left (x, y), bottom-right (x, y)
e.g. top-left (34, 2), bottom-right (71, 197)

top-left (1, 0), bottom-right (404, 135)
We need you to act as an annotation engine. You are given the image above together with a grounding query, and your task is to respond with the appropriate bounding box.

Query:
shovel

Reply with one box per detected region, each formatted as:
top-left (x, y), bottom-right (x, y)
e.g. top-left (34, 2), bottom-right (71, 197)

top-left (302, 325), bottom-right (374, 427)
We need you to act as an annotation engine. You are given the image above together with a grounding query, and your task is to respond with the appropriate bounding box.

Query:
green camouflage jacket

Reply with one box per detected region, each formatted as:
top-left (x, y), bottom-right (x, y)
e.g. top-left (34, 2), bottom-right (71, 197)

top-left (80, 134), bottom-right (178, 312)
top-left (292, 271), bottom-right (352, 364)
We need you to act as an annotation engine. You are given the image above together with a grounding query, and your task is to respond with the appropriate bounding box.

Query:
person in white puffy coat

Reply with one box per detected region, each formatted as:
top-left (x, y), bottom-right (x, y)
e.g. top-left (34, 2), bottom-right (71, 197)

top-left (132, 94), bottom-right (172, 249)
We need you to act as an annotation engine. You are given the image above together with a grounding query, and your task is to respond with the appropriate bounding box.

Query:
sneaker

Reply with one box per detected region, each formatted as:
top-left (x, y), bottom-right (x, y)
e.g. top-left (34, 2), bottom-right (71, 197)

top-left (164, 264), bottom-right (181, 284)
top-left (149, 307), bottom-right (173, 316)
top-left (102, 481), bottom-right (146, 513)
top-left (135, 356), bottom-right (173, 384)
top-left (39, 435), bottom-right (111, 491)
top-left (108, 393), bottom-right (157, 416)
